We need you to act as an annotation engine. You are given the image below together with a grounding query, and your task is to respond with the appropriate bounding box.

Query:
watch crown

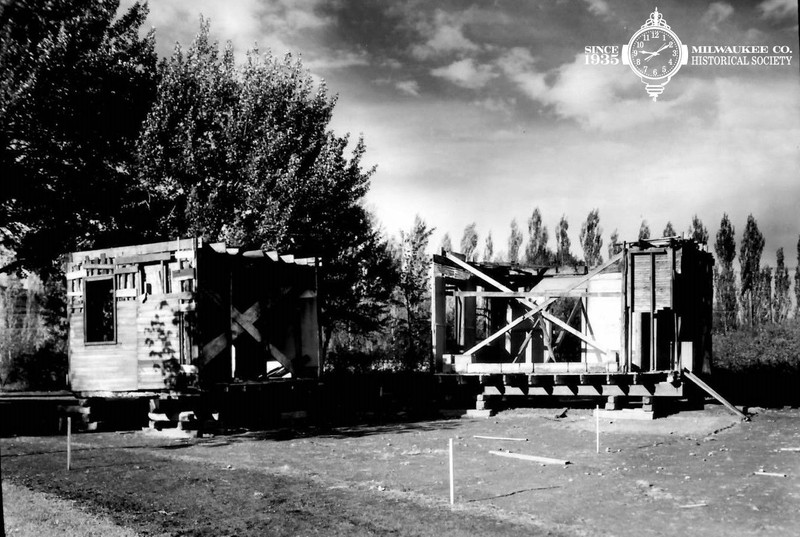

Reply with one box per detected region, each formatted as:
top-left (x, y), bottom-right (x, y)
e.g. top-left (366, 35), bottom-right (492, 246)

top-left (644, 7), bottom-right (672, 30)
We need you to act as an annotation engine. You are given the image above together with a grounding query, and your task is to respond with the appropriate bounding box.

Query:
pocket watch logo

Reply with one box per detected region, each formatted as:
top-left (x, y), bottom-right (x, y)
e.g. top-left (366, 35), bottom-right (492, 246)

top-left (622, 8), bottom-right (688, 101)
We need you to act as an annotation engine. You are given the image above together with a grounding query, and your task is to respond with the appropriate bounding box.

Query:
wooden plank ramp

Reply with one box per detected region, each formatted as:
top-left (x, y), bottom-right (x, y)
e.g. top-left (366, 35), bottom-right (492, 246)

top-left (682, 368), bottom-right (749, 421)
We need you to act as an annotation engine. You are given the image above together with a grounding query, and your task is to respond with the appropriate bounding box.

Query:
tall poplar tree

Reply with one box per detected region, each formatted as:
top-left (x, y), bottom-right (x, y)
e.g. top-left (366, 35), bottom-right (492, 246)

top-left (524, 208), bottom-right (552, 265)
top-left (579, 209), bottom-right (603, 267)
top-left (796, 235), bottom-right (800, 318)
top-left (440, 233), bottom-right (453, 252)
top-left (638, 220), bottom-right (651, 241)
top-left (689, 215), bottom-right (709, 244)
top-left (483, 232), bottom-right (494, 262)
top-left (662, 221), bottom-right (676, 238)
top-left (714, 214), bottom-right (738, 331)
top-left (608, 229), bottom-right (622, 259)
top-left (507, 219), bottom-right (523, 264)
top-left (460, 223), bottom-right (478, 261)
top-left (555, 215), bottom-right (575, 266)
top-left (739, 214), bottom-right (765, 327)
top-left (774, 247), bottom-right (791, 323)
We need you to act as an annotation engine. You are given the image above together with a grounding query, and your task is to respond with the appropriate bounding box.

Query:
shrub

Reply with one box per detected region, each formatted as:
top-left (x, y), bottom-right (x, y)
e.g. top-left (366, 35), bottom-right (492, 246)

top-left (712, 323), bottom-right (800, 406)
top-left (713, 323), bottom-right (800, 375)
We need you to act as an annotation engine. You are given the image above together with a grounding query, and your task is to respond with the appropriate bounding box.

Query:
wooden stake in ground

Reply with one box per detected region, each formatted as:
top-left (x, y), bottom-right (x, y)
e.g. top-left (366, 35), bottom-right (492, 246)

top-left (489, 451), bottom-right (569, 465)
top-left (754, 471), bottom-right (787, 477)
top-left (67, 417), bottom-right (72, 471)
top-left (473, 435), bottom-right (527, 442)
top-left (595, 405), bottom-right (600, 454)
top-left (449, 438), bottom-right (454, 505)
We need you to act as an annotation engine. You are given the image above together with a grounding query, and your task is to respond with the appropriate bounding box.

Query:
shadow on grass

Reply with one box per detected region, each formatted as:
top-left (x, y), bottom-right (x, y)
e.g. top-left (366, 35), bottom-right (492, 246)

top-left (190, 416), bottom-right (464, 449)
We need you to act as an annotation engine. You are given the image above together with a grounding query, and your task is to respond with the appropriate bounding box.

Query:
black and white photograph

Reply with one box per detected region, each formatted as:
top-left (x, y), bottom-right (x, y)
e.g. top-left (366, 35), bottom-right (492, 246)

top-left (1, 0), bottom-right (799, 535)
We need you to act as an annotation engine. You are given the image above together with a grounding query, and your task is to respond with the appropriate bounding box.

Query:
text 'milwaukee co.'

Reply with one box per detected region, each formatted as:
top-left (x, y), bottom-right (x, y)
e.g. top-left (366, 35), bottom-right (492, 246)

top-left (583, 44), bottom-right (793, 66)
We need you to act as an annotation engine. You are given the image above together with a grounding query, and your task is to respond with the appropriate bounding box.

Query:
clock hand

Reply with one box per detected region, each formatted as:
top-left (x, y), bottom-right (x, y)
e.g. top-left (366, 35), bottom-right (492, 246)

top-left (644, 43), bottom-right (671, 61)
top-left (653, 43), bottom-right (670, 55)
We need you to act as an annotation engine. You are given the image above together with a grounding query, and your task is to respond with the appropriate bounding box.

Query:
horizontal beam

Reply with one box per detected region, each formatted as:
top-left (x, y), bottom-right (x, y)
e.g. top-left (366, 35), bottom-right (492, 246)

top-left (458, 252), bottom-right (624, 359)
top-left (454, 290), bottom-right (620, 298)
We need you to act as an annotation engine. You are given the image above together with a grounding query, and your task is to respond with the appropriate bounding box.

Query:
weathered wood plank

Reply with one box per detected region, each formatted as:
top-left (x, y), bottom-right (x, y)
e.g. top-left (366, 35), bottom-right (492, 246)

top-left (82, 263), bottom-right (115, 270)
top-left (116, 252), bottom-right (172, 265)
top-left (489, 451), bottom-right (569, 465)
top-left (70, 238), bottom-right (198, 264)
top-left (172, 268), bottom-right (195, 281)
top-left (66, 270), bottom-right (86, 280)
top-left (141, 291), bottom-right (192, 302)
top-left (454, 290), bottom-right (619, 298)
top-left (116, 289), bottom-right (137, 298)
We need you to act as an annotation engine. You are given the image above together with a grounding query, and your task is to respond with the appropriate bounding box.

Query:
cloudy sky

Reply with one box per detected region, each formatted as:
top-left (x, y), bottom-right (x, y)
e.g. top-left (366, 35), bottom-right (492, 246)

top-left (123, 0), bottom-right (799, 265)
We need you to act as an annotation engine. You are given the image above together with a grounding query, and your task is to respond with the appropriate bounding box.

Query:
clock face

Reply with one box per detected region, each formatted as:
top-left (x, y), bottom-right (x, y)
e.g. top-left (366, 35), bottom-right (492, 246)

top-left (627, 28), bottom-right (682, 80)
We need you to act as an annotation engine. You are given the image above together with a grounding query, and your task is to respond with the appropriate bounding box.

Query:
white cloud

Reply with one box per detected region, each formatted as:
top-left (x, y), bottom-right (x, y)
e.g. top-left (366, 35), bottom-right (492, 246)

top-left (395, 80), bottom-right (421, 96)
top-left (757, 0), bottom-right (798, 22)
top-left (582, 0), bottom-right (611, 17)
top-left (124, 0), bottom-right (333, 59)
top-left (305, 50), bottom-right (369, 70)
top-left (496, 48), bottom-right (548, 99)
top-left (474, 97), bottom-right (516, 115)
top-left (410, 10), bottom-right (480, 60)
top-left (497, 49), bottom-right (718, 132)
top-left (701, 2), bottom-right (734, 30)
top-left (431, 58), bottom-right (496, 89)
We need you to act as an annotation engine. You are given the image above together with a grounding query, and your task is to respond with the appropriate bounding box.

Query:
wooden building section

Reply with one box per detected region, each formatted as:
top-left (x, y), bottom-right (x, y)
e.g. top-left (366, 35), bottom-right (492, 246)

top-left (66, 238), bottom-right (320, 394)
top-left (431, 238), bottom-right (713, 398)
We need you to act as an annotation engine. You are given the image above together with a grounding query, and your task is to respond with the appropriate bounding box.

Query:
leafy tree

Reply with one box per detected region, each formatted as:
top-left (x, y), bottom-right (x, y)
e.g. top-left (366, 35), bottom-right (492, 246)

top-left (460, 222), bottom-right (478, 261)
top-left (796, 235), bottom-right (800, 319)
top-left (137, 20), bottom-right (394, 355)
top-left (689, 214), bottom-right (709, 244)
top-left (579, 209), bottom-right (603, 267)
top-left (483, 231), bottom-right (494, 262)
top-left (714, 213), bottom-right (738, 331)
top-left (524, 208), bottom-right (552, 265)
top-left (774, 247), bottom-right (791, 323)
top-left (440, 233), bottom-right (452, 253)
top-left (395, 215), bottom-right (435, 370)
top-left (638, 220), bottom-right (651, 241)
top-left (754, 266), bottom-right (773, 325)
top-left (662, 221), bottom-right (676, 237)
top-left (739, 214), bottom-right (765, 327)
top-left (555, 215), bottom-right (576, 266)
top-left (715, 214), bottom-right (737, 269)
top-left (608, 229), bottom-right (622, 259)
top-left (507, 219), bottom-right (523, 263)
top-left (1, 0), bottom-right (158, 275)
top-left (0, 264), bottom-right (67, 388)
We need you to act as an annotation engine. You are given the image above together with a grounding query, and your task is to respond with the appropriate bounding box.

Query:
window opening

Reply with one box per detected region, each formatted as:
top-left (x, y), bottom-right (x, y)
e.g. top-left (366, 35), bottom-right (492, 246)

top-left (85, 277), bottom-right (115, 343)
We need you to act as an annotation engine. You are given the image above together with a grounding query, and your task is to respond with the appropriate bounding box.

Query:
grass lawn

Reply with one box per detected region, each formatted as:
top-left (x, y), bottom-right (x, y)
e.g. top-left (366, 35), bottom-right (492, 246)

top-left (3, 481), bottom-right (138, 537)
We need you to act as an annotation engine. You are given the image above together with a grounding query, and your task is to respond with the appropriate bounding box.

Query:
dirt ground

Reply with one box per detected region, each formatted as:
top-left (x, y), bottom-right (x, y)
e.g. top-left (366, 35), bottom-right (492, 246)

top-left (3, 404), bottom-right (800, 536)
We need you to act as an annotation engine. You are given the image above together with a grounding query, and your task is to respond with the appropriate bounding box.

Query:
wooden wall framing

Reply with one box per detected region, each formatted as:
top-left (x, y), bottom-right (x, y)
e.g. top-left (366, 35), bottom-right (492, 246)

top-left (66, 238), bottom-right (320, 393)
top-left (431, 238), bottom-right (713, 383)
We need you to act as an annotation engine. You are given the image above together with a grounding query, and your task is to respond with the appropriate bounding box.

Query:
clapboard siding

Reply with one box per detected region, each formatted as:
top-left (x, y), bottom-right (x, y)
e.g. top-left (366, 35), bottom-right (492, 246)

top-left (69, 302), bottom-right (138, 391)
top-left (631, 252), bottom-right (672, 312)
top-left (136, 298), bottom-right (184, 389)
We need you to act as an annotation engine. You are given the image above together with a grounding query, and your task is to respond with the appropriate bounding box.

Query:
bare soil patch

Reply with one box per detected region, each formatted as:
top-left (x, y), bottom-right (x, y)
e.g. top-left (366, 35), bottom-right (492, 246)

top-left (3, 404), bottom-right (800, 536)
